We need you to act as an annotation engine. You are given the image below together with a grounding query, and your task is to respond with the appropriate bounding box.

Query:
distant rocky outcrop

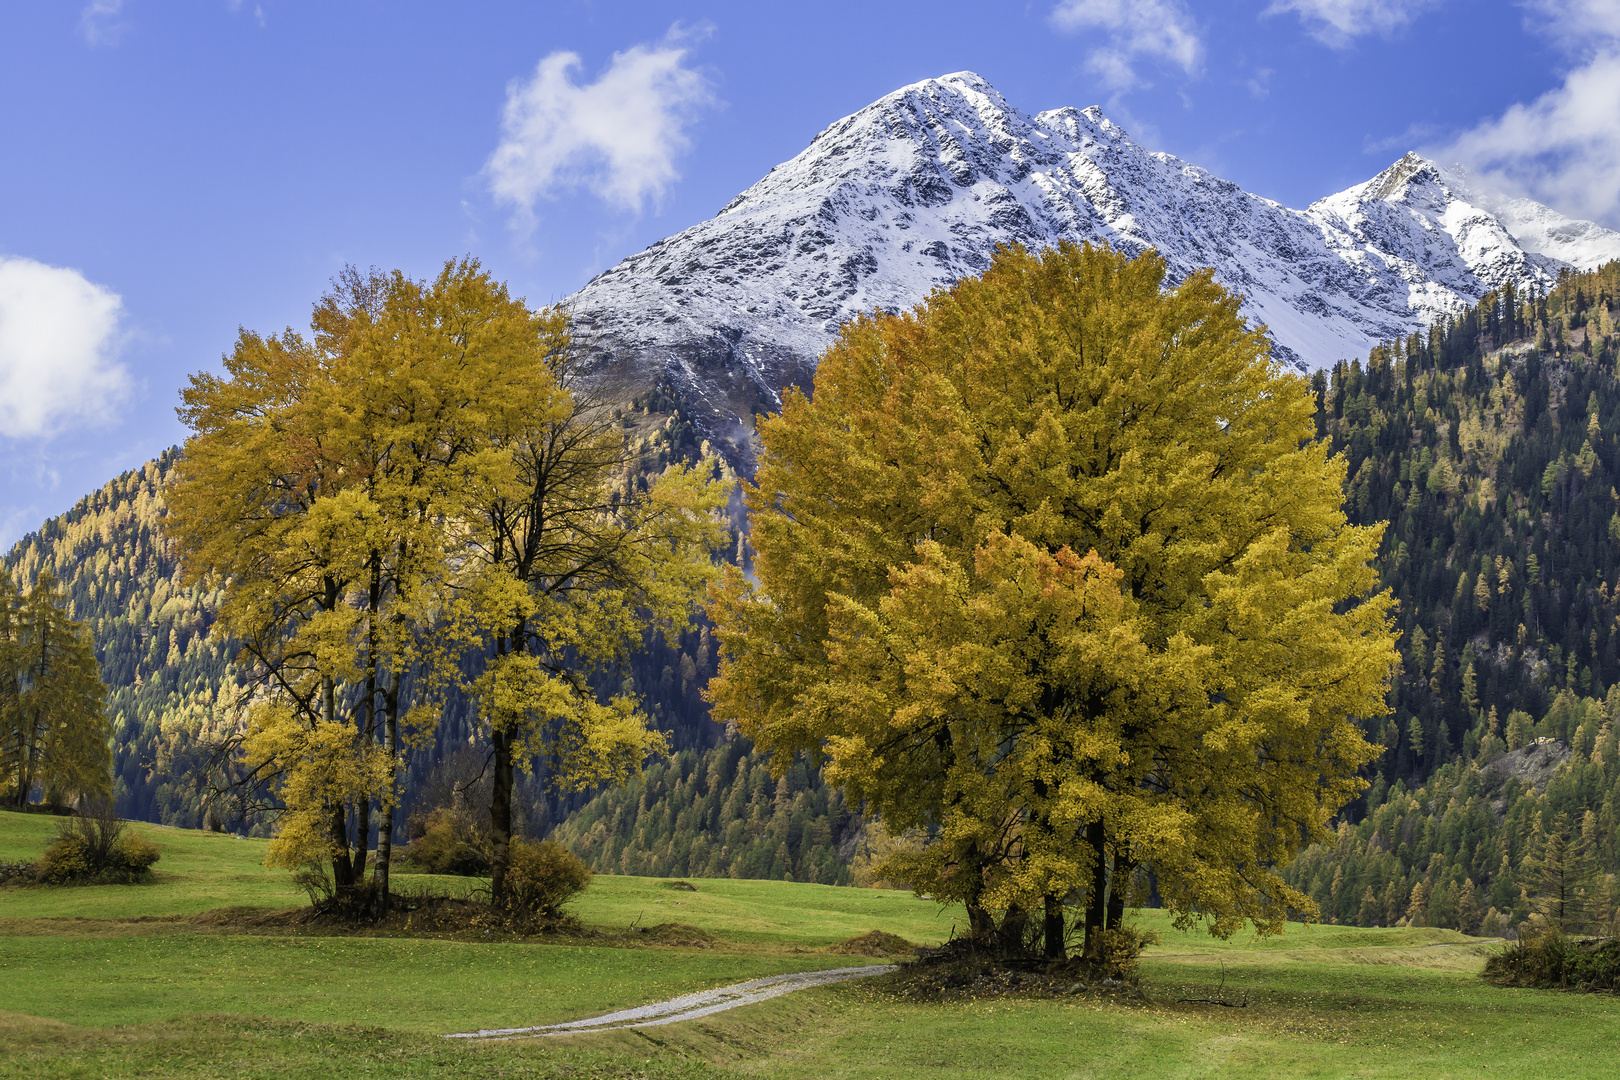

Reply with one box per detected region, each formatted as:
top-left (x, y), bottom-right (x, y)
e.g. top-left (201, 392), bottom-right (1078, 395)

top-left (1485, 738), bottom-right (1573, 794)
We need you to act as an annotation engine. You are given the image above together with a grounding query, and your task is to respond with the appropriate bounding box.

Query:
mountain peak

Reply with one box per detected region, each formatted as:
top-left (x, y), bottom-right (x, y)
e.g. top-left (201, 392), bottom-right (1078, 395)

top-left (567, 73), bottom-right (1616, 463)
top-left (1364, 151), bottom-right (1444, 202)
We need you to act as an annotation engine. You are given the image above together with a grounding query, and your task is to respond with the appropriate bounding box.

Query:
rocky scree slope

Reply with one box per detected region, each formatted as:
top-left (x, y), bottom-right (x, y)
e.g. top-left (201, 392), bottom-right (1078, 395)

top-left (568, 71), bottom-right (1620, 462)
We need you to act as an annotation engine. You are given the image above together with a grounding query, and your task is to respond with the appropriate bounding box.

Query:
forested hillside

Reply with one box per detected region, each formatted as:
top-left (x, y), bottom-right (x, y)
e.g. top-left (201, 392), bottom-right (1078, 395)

top-left (3, 450), bottom-right (237, 826)
top-left (1321, 261), bottom-right (1620, 779)
top-left (1282, 687), bottom-right (1619, 933)
top-left (1280, 261), bottom-right (1620, 929)
top-left (550, 741), bottom-right (857, 885)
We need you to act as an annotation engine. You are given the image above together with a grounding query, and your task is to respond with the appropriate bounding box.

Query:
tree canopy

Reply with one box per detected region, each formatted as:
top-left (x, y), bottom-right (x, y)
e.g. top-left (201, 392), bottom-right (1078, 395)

top-left (708, 241), bottom-right (1399, 957)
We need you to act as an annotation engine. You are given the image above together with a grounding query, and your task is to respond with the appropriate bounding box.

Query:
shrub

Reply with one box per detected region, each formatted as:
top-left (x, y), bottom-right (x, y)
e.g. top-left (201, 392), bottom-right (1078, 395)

top-left (1484, 929), bottom-right (1620, 991)
top-left (116, 831), bottom-right (161, 873)
top-left (503, 838), bottom-right (591, 919)
top-left (1098, 925), bottom-right (1160, 979)
top-left (32, 803), bottom-right (160, 885)
top-left (401, 808), bottom-right (489, 876)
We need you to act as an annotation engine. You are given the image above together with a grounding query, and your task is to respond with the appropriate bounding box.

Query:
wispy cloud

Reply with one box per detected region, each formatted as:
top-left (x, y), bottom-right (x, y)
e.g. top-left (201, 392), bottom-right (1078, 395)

top-left (1429, 0), bottom-right (1620, 228)
top-left (1266, 0), bottom-right (1442, 48)
top-left (486, 25), bottom-right (718, 234)
top-left (78, 0), bottom-right (127, 47)
top-left (0, 257), bottom-right (130, 439)
top-left (226, 0), bottom-right (267, 29)
top-left (1049, 0), bottom-right (1203, 92)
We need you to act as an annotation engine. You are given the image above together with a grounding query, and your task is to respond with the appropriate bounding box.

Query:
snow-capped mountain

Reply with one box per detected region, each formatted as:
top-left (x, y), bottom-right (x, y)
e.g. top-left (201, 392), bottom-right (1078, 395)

top-left (567, 72), bottom-right (1620, 457)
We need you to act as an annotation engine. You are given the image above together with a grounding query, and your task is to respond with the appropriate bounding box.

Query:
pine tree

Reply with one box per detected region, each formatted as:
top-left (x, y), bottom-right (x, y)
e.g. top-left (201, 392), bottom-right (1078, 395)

top-left (1457, 877), bottom-right (1481, 935)
top-left (1406, 877), bottom-right (1431, 926)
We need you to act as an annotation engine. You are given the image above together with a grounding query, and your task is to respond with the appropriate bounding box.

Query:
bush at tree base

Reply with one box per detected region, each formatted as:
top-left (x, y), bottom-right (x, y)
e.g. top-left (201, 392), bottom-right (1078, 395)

top-left (400, 807), bottom-right (490, 876)
top-left (503, 838), bottom-right (591, 919)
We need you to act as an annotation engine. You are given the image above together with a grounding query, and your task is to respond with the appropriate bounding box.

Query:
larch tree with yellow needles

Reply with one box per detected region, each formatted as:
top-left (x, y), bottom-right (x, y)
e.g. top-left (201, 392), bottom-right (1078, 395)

top-left (0, 570), bottom-right (111, 808)
top-left (708, 241), bottom-right (1399, 960)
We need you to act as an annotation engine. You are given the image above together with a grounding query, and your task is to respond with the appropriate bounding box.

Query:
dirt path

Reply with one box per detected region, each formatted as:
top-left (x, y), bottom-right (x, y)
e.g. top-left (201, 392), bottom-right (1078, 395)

top-left (443, 964), bottom-right (896, 1040)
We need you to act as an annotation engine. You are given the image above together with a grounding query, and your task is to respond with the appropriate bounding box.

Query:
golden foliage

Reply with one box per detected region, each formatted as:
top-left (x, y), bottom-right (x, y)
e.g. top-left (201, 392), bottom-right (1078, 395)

top-left (709, 242), bottom-right (1398, 941)
top-left (165, 257), bottom-right (728, 901)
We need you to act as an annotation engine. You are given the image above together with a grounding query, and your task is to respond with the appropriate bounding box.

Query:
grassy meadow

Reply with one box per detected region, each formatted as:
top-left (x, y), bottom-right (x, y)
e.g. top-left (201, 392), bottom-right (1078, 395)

top-left (3, 809), bottom-right (1618, 1079)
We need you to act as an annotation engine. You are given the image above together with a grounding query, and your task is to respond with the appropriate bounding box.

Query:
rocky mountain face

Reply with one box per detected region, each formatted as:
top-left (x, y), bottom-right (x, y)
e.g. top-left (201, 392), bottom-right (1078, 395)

top-left (567, 71), bottom-right (1620, 462)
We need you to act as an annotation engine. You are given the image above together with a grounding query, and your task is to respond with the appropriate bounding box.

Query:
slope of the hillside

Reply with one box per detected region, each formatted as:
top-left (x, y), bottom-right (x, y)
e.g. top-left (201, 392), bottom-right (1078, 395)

top-left (568, 71), bottom-right (1611, 460)
top-left (1323, 261), bottom-right (1620, 762)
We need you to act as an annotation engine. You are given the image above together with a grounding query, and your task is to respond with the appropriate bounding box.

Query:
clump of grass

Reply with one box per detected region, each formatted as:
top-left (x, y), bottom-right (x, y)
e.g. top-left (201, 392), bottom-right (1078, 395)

top-left (634, 923), bottom-right (718, 947)
top-left (829, 930), bottom-right (918, 957)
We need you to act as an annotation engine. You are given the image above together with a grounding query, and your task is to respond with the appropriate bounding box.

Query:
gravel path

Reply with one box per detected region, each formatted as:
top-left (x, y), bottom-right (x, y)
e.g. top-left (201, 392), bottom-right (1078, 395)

top-left (443, 964), bottom-right (896, 1040)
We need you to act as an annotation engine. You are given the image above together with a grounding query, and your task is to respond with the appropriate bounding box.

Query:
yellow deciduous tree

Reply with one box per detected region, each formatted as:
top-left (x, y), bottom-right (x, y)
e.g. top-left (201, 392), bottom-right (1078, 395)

top-left (450, 346), bottom-right (730, 907)
top-left (168, 315), bottom-right (390, 895)
top-left (708, 242), bottom-right (1398, 958)
top-left (169, 260), bottom-right (567, 903)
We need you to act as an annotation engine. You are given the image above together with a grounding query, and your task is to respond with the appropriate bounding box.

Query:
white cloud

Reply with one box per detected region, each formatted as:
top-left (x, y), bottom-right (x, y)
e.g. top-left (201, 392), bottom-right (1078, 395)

top-left (1527, 0), bottom-right (1620, 49)
top-left (0, 257), bottom-right (130, 440)
top-left (486, 26), bottom-right (717, 231)
top-left (78, 0), bottom-right (127, 47)
top-left (1429, 1), bottom-right (1620, 228)
top-left (1266, 0), bottom-right (1441, 47)
top-left (1049, 0), bottom-right (1203, 92)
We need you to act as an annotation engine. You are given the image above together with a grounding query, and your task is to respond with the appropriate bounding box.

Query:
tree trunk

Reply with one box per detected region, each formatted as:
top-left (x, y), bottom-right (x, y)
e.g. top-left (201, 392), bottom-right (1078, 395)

top-left (322, 670), bottom-right (355, 893)
top-left (966, 903), bottom-right (996, 944)
top-left (1105, 857), bottom-right (1134, 933)
top-left (1000, 902), bottom-right (1028, 953)
top-left (1043, 893), bottom-right (1066, 960)
top-left (1082, 819), bottom-right (1108, 961)
top-left (488, 613), bottom-right (522, 910)
top-left (17, 623), bottom-right (46, 806)
top-left (352, 794), bottom-right (371, 890)
top-left (490, 726), bottom-right (512, 906)
top-left (14, 711), bottom-right (36, 807)
top-left (354, 552), bottom-right (382, 901)
top-left (376, 664), bottom-right (400, 916)
top-left (329, 800), bottom-right (355, 892)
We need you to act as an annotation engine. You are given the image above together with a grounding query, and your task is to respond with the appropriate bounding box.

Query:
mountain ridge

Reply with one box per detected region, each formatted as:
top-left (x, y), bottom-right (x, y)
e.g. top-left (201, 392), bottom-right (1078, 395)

top-left (566, 71), bottom-right (1620, 461)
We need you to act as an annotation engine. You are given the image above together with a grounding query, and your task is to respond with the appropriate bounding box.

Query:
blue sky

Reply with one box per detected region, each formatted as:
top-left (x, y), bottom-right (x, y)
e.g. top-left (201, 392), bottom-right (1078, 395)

top-left (3, 0), bottom-right (1617, 546)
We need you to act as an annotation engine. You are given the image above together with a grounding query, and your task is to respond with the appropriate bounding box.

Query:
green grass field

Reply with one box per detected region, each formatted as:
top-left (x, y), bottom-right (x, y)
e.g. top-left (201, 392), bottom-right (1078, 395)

top-left (4, 809), bottom-right (1618, 1079)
